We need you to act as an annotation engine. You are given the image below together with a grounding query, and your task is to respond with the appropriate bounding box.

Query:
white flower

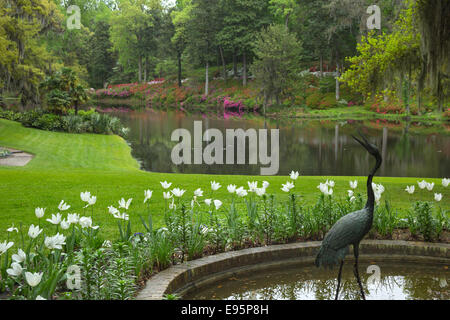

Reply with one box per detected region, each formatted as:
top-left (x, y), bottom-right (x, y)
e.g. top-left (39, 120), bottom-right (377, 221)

top-left (325, 180), bottom-right (335, 187)
top-left (112, 212), bottom-right (129, 221)
top-left (213, 200), bottom-right (222, 210)
top-left (434, 193), bottom-right (442, 202)
top-left (160, 181), bottom-right (172, 189)
top-left (405, 185), bottom-right (415, 194)
top-left (102, 240), bottom-right (112, 248)
top-left (79, 216), bottom-right (98, 229)
top-left (417, 180), bottom-right (427, 189)
top-left (35, 207), bottom-right (45, 219)
top-left (118, 198), bottom-right (132, 210)
top-left (0, 241), bottom-right (14, 255)
top-left (210, 181), bottom-right (221, 191)
top-left (318, 183), bottom-right (333, 196)
top-left (144, 190), bottom-right (153, 203)
top-left (12, 249), bottom-right (26, 263)
top-left (28, 225), bottom-right (43, 239)
top-left (262, 181), bottom-right (270, 189)
top-left (426, 182), bottom-right (434, 191)
top-left (349, 196), bottom-right (356, 202)
top-left (204, 199), bottom-right (212, 206)
top-left (194, 188), bottom-right (203, 197)
top-left (36, 295), bottom-right (46, 300)
top-left (171, 188), bottom-right (186, 197)
top-left (442, 178), bottom-right (450, 187)
top-left (281, 181), bottom-right (295, 192)
top-left (235, 187), bottom-right (248, 197)
top-left (347, 190), bottom-right (354, 197)
top-left (25, 272), bottom-right (43, 287)
top-left (349, 180), bottom-right (358, 189)
top-left (58, 200), bottom-right (70, 211)
top-left (247, 181), bottom-right (258, 192)
top-left (46, 213), bottom-right (62, 225)
top-left (7, 225), bottom-right (18, 233)
top-left (80, 191), bottom-right (91, 202)
top-left (44, 233), bottom-right (66, 250)
top-left (289, 171), bottom-right (299, 180)
top-left (67, 213), bottom-right (80, 224)
top-left (227, 184), bottom-right (237, 193)
top-left (7, 262), bottom-right (23, 277)
top-left (372, 183), bottom-right (385, 194)
top-left (169, 198), bottom-right (176, 210)
top-left (60, 219), bottom-right (70, 230)
top-left (86, 195), bottom-right (97, 207)
top-left (255, 187), bottom-right (266, 197)
top-left (163, 191), bottom-right (172, 200)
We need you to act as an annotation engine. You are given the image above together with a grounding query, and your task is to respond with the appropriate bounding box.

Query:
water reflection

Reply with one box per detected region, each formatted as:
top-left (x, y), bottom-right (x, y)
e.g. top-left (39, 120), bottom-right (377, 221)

top-left (183, 262), bottom-right (449, 300)
top-left (108, 109), bottom-right (450, 177)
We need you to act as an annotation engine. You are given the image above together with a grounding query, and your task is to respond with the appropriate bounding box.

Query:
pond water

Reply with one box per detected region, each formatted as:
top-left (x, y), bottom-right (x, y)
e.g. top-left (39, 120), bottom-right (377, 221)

top-left (183, 261), bottom-right (449, 300)
top-left (107, 108), bottom-right (450, 177)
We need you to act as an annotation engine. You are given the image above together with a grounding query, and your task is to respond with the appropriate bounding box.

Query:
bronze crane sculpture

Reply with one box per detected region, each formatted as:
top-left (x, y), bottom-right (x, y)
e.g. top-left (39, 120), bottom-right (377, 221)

top-left (315, 133), bottom-right (382, 300)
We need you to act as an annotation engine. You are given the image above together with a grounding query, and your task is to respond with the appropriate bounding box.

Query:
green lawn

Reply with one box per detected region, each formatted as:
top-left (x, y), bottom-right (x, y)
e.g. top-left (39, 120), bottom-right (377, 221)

top-left (0, 118), bottom-right (448, 240)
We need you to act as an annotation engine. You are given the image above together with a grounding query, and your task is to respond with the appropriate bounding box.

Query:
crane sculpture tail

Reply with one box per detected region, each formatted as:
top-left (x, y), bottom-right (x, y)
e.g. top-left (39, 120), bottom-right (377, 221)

top-left (315, 245), bottom-right (348, 269)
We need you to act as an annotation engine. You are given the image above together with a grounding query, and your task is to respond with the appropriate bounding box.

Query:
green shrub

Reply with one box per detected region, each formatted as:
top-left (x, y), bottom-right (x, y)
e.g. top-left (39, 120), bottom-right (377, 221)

top-left (319, 92), bottom-right (338, 109)
top-left (305, 91), bottom-right (324, 109)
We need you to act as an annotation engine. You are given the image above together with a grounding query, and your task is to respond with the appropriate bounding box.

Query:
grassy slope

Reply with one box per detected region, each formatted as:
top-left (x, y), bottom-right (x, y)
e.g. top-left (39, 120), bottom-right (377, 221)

top-left (0, 118), bottom-right (448, 239)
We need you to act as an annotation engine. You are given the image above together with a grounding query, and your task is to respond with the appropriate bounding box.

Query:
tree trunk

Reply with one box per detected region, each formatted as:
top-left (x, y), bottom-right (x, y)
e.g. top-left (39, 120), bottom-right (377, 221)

top-left (233, 48), bottom-right (237, 78)
top-left (319, 55), bottom-right (323, 77)
top-left (138, 56), bottom-right (142, 83)
top-left (205, 61), bottom-right (209, 96)
top-left (243, 51), bottom-right (247, 86)
top-left (335, 56), bottom-right (340, 101)
top-left (219, 46), bottom-right (227, 80)
top-left (177, 50), bottom-right (182, 87)
top-left (75, 100), bottom-right (79, 115)
top-left (144, 56), bottom-right (148, 82)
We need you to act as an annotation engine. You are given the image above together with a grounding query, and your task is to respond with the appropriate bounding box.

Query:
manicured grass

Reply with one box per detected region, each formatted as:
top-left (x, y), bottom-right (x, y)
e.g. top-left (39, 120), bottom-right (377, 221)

top-left (0, 118), bottom-right (448, 240)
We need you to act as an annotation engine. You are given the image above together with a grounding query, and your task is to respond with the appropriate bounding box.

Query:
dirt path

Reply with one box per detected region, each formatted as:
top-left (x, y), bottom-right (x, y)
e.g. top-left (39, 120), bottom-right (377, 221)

top-left (0, 147), bottom-right (33, 166)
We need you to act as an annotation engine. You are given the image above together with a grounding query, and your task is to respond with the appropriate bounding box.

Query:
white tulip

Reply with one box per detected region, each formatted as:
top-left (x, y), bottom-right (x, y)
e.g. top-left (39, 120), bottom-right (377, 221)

top-left (247, 181), bottom-right (258, 192)
top-left (46, 213), bottom-right (62, 225)
top-left (58, 200), bottom-right (70, 211)
top-left (227, 184), bottom-right (237, 193)
top-left (7, 225), bottom-right (18, 233)
top-left (12, 249), bottom-right (26, 263)
top-left (87, 195), bottom-right (97, 206)
top-left (442, 178), bottom-right (450, 187)
top-left (255, 187), bottom-right (266, 197)
top-left (171, 188), bottom-right (186, 197)
top-left (25, 271), bottom-right (43, 287)
top-left (405, 185), bottom-right (415, 194)
top-left (289, 171), bottom-right (299, 180)
top-left (80, 191), bottom-right (91, 202)
top-left (236, 187), bottom-right (248, 197)
top-left (434, 193), bottom-right (442, 202)
top-left (28, 224), bottom-right (43, 239)
top-left (213, 199), bottom-right (222, 210)
top-left (7, 262), bottom-right (23, 277)
top-left (210, 181), bottom-right (221, 191)
top-left (36, 295), bottom-right (46, 300)
top-left (204, 199), bottom-right (212, 206)
top-left (60, 219), bottom-right (70, 230)
top-left (417, 180), bottom-right (427, 189)
top-left (79, 216), bottom-right (98, 229)
top-left (262, 181), bottom-right (270, 189)
top-left (118, 198), bottom-right (132, 210)
top-left (426, 182), bottom-right (434, 191)
top-left (163, 191), bottom-right (172, 200)
top-left (347, 190), bottom-right (354, 197)
top-left (325, 180), bottom-right (335, 187)
top-left (35, 207), bottom-right (45, 219)
top-left (349, 180), bottom-right (358, 189)
top-left (67, 213), bottom-right (80, 224)
top-left (160, 181), bottom-right (172, 189)
top-left (144, 190), bottom-right (153, 203)
top-left (0, 241), bottom-right (14, 255)
top-left (44, 233), bottom-right (66, 250)
top-left (194, 188), bottom-right (203, 197)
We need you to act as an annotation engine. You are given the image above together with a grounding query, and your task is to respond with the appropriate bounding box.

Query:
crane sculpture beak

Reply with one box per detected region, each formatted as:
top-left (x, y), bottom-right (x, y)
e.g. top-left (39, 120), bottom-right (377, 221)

top-left (352, 132), bottom-right (379, 156)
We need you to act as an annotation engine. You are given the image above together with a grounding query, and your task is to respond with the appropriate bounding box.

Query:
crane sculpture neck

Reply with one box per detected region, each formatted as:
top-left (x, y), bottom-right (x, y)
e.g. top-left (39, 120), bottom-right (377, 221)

top-left (365, 154), bottom-right (382, 211)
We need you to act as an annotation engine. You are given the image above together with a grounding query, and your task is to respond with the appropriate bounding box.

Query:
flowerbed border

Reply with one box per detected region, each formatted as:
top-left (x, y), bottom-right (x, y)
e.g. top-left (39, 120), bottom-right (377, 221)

top-left (136, 240), bottom-right (450, 300)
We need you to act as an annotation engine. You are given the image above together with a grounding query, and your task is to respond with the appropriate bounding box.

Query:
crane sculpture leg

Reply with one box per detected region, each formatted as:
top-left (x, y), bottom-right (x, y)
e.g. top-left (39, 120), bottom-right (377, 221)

top-left (335, 260), bottom-right (344, 300)
top-left (353, 243), bottom-right (366, 300)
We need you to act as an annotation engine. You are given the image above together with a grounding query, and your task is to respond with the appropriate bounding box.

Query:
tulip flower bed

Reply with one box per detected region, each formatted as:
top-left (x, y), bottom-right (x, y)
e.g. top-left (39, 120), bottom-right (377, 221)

top-left (0, 176), bottom-right (448, 300)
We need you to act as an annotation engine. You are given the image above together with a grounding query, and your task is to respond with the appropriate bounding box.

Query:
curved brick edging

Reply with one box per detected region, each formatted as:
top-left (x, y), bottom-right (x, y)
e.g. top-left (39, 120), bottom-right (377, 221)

top-left (136, 240), bottom-right (450, 300)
